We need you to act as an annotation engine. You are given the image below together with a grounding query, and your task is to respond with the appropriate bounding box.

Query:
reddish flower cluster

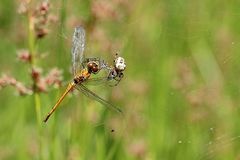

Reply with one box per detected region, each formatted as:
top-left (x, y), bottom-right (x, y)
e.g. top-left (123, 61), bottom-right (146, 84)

top-left (0, 47), bottom-right (63, 95)
top-left (172, 60), bottom-right (224, 123)
top-left (33, 1), bottom-right (50, 38)
top-left (91, 1), bottom-right (118, 20)
top-left (0, 74), bottom-right (32, 96)
top-left (91, 0), bottom-right (130, 21)
top-left (7, 1), bottom-right (62, 97)
top-left (18, 1), bottom-right (57, 39)
top-left (45, 68), bottom-right (62, 87)
top-left (128, 140), bottom-right (147, 159)
top-left (0, 67), bottom-right (63, 95)
top-left (31, 67), bottom-right (62, 92)
top-left (17, 49), bottom-right (32, 63)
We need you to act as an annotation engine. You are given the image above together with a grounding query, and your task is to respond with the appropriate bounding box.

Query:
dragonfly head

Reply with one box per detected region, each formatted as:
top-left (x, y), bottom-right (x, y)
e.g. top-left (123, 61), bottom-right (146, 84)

top-left (87, 61), bottom-right (99, 74)
top-left (114, 56), bottom-right (126, 71)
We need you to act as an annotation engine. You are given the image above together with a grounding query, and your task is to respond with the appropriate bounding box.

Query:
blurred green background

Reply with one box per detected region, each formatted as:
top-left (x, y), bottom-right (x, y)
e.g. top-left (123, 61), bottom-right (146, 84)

top-left (1, 0), bottom-right (240, 159)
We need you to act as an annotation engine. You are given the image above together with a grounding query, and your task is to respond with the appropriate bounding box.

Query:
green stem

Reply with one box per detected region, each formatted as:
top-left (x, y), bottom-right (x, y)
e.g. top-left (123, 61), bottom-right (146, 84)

top-left (28, 11), bottom-right (43, 159)
top-left (34, 93), bottom-right (42, 125)
top-left (28, 15), bottom-right (35, 65)
top-left (28, 8), bottom-right (42, 125)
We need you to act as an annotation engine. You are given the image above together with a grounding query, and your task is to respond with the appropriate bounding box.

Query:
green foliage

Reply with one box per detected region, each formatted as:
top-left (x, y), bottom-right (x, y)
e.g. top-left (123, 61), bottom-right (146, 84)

top-left (1, 0), bottom-right (240, 159)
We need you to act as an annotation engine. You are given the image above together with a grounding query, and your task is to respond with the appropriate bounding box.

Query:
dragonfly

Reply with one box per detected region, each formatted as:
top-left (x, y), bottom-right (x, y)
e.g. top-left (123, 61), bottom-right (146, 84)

top-left (43, 27), bottom-right (126, 122)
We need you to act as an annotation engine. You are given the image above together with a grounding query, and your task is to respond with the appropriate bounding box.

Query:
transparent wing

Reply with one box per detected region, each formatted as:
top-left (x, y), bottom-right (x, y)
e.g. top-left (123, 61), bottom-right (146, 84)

top-left (71, 26), bottom-right (86, 76)
top-left (83, 77), bottom-right (109, 86)
top-left (83, 77), bottom-right (120, 87)
top-left (75, 84), bottom-right (122, 113)
top-left (83, 66), bottom-right (123, 87)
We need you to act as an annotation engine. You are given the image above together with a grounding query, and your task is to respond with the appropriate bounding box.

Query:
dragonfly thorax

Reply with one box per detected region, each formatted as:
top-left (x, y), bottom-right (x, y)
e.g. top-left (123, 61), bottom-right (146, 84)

top-left (73, 69), bottom-right (90, 84)
top-left (73, 75), bottom-right (85, 84)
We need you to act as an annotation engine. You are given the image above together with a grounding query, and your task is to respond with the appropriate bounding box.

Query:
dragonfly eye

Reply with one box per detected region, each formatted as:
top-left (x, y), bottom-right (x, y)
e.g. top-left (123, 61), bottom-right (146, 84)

top-left (92, 66), bottom-right (99, 73)
top-left (87, 62), bottom-right (99, 74)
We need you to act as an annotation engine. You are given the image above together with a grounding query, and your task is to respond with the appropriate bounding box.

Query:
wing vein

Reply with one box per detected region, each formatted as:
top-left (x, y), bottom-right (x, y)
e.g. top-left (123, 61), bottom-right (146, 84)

top-left (71, 27), bottom-right (85, 75)
top-left (75, 84), bottom-right (122, 113)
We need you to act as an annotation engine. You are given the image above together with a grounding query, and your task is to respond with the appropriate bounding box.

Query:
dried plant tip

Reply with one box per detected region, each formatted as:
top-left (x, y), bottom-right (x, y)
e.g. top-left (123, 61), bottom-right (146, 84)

top-left (128, 140), bottom-right (147, 158)
top-left (17, 49), bottom-right (31, 63)
top-left (37, 78), bottom-right (47, 92)
top-left (39, 1), bottom-right (50, 12)
top-left (36, 28), bottom-right (48, 38)
top-left (48, 14), bottom-right (58, 23)
top-left (0, 75), bottom-right (17, 86)
top-left (32, 1), bottom-right (53, 39)
top-left (45, 68), bottom-right (63, 88)
top-left (15, 82), bottom-right (32, 96)
top-left (91, 1), bottom-right (117, 20)
top-left (17, 2), bottom-right (28, 14)
top-left (31, 67), bottom-right (42, 82)
top-left (0, 75), bottom-right (10, 87)
top-left (0, 74), bottom-right (32, 95)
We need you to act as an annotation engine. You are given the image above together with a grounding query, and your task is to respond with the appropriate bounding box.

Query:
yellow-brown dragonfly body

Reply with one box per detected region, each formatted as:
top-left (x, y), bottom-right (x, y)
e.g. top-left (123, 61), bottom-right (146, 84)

top-left (43, 27), bottom-right (126, 122)
top-left (44, 68), bottom-right (90, 122)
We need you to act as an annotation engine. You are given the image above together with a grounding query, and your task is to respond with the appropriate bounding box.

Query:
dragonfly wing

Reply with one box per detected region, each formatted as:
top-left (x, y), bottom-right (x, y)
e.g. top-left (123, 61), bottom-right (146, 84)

top-left (75, 84), bottom-right (122, 113)
top-left (83, 77), bottom-right (120, 87)
top-left (71, 26), bottom-right (86, 76)
top-left (83, 77), bottom-right (109, 86)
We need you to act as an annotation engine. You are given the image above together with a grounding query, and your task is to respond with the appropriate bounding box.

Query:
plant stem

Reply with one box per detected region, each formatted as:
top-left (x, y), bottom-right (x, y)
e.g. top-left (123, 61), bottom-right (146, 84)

top-left (34, 93), bottom-right (42, 125)
top-left (28, 15), bottom-right (35, 64)
top-left (28, 10), bottom-right (43, 159)
top-left (28, 5), bottom-right (42, 124)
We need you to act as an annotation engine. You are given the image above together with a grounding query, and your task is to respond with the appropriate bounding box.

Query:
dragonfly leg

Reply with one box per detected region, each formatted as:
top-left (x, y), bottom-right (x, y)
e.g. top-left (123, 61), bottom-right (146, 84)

top-left (111, 72), bottom-right (124, 86)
